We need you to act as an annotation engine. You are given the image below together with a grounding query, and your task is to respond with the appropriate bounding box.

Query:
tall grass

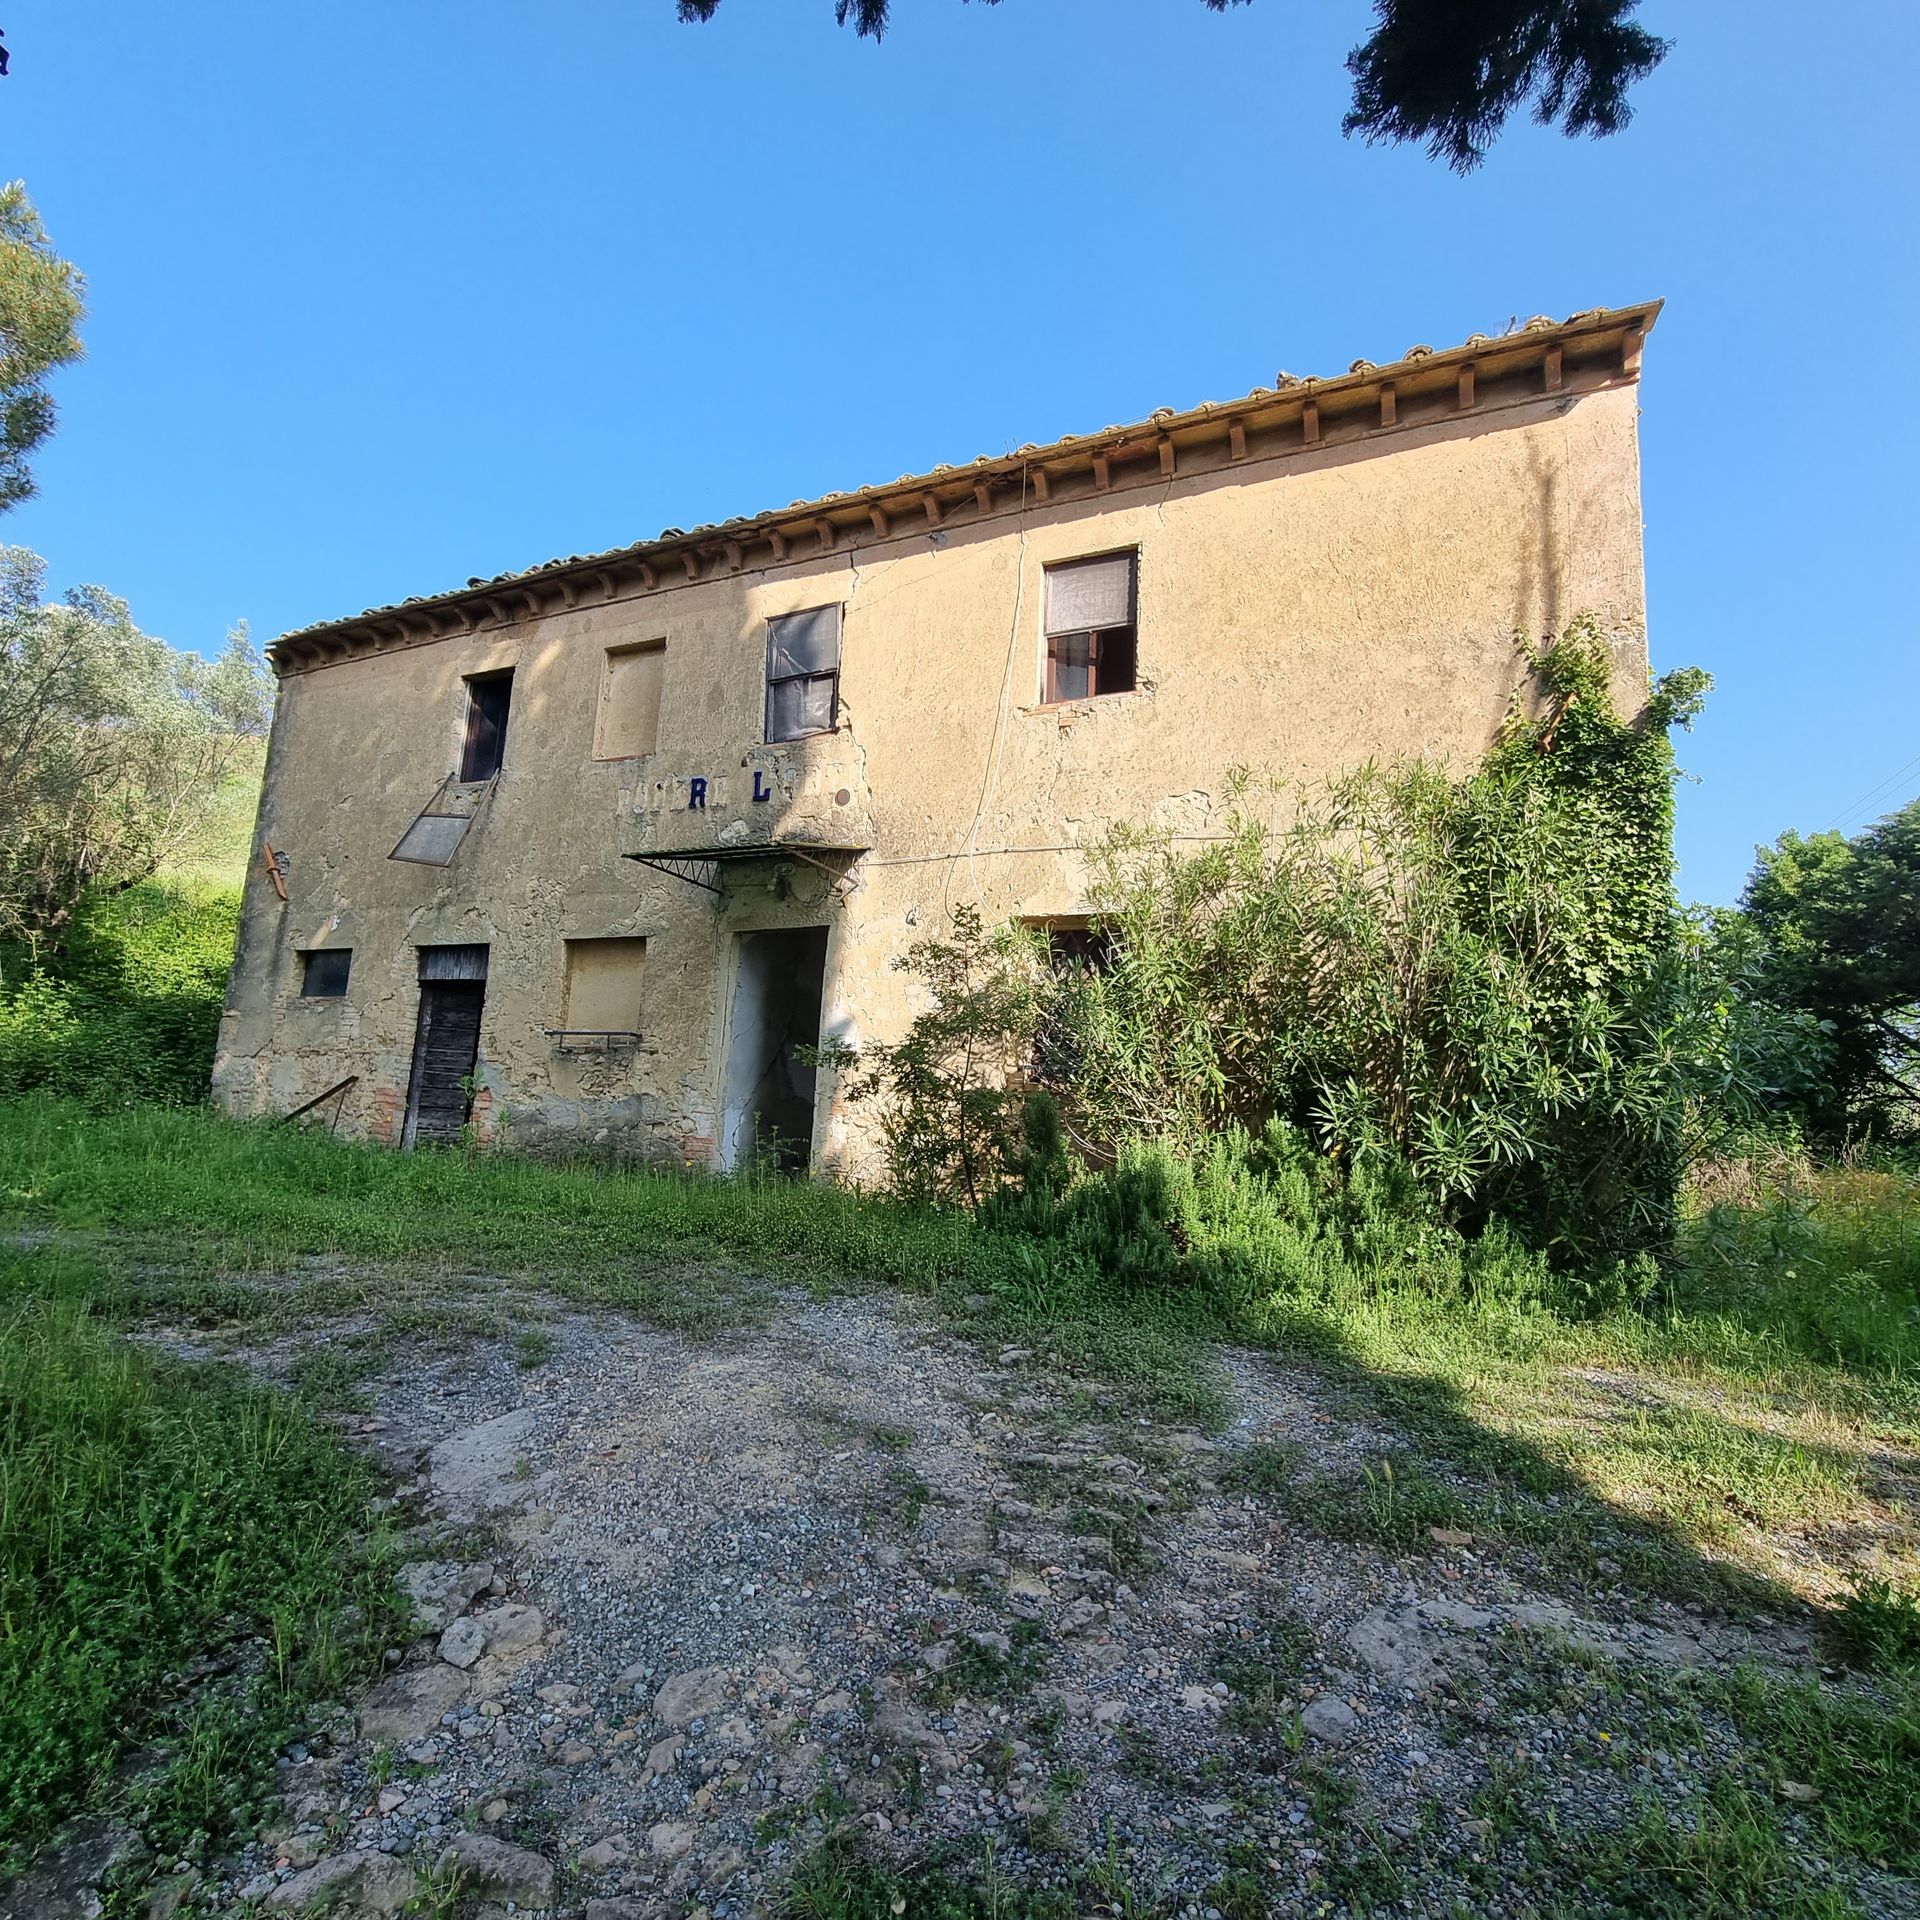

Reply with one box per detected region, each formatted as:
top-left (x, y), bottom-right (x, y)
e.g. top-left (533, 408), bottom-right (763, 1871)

top-left (0, 1246), bottom-right (400, 1866)
top-left (1677, 1153), bottom-right (1920, 1380)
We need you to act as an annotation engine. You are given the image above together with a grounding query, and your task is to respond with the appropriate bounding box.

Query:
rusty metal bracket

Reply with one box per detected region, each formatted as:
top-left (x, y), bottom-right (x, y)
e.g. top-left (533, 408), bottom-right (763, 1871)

top-left (623, 854), bottom-right (725, 895)
top-left (542, 1029), bottom-right (655, 1054)
top-left (280, 1074), bottom-right (358, 1131)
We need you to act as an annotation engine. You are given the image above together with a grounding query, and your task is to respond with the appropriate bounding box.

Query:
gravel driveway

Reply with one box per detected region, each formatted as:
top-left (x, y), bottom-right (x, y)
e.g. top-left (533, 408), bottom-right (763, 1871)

top-left (147, 1290), bottom-right (1909, 1920)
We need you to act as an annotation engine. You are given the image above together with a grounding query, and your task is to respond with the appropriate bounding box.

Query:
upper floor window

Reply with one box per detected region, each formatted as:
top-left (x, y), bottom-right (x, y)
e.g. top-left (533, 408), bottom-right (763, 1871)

top-left (300, 948), bottom-right (352, 998)
top-left (1044, 551), bottom-right (1137, 702)
top-left (765, 606), bottom-right (841, 742)
top-left (461, 670), bottom-right (514, 781)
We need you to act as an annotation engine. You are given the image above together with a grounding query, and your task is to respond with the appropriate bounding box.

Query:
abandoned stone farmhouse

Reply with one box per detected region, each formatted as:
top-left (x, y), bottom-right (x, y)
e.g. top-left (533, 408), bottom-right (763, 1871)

top-left (214, 302), bottom-right (1659, 1171)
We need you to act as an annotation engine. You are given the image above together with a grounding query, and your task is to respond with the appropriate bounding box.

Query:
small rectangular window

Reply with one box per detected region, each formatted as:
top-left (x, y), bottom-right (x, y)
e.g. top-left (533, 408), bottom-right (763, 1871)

top-left (1024, 919), bottom-right (1111, 1088)
top-left (300, 949), bottom-right (352, 998)
top-left (1044, 924), bottom-right (1114, 976)
top-left (1044, 552), bottom-right (1137, 702)
top-left (765, 606), bottom-right (841, 742)
top-left (596, 641), bottom-right (665, 760)
top-left (461, 671), bottom-right (514, 781)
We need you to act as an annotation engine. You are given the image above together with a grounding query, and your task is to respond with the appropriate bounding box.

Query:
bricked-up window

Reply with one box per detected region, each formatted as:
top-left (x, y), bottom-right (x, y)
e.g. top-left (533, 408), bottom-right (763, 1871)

top-left (460, 670), bottom-right (514, 781)
top-left (595, 641), bottom-right (665, 760)
top-left (300, 949), bottom-right (352, 998)
top-left (765, 606), bottom-right (841, 742)
top-left (563, 937), bottom-right (647, 1032)
top-left (1044, 551), bottom-right (1137, 702)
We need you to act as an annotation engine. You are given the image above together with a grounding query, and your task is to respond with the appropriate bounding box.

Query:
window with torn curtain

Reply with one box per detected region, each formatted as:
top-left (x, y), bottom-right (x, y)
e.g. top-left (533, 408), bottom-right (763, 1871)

top-left (1043, 551), bottom-right (1137, 702)
top-left (765, 606), bottom-right (841, 743)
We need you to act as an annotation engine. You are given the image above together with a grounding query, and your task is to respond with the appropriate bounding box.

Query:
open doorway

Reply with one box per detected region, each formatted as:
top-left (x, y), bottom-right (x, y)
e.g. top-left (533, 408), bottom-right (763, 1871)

top-left (720, 927), bottom-right (828, 1173)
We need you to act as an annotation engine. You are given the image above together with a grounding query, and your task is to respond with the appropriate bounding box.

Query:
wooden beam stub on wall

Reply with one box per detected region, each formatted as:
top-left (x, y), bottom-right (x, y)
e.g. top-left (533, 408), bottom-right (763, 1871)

top-left (1092, 454), bottom-right (1112, 492)
top-left (921, 492), bottom-right (942, 528)
top-left (1227, 419), bottom-right (1248, 461)
top-left (1544, 346), bottom-right (1564, 392)
top-left (1378, 383), bottom-right (1397, 429)
top-left (1031, 468), bottom-right (1050, 503)
top-left (974, 481), bottom-right (993, 514)
top-left (767, 529), bottom-right (788, 562)
top-left (1301, 400), bottom-right (1321, 446)
top-left (1457, 363), bottom-right (1477, 411)
top-left (815, 517), bottom-right (836, 552)
top-left (680, 552), bottom-right (702, 583)
top-left (1157, 437), bottom-right (1176, 478)
top-left (868, 504), bottom-right (891, 538)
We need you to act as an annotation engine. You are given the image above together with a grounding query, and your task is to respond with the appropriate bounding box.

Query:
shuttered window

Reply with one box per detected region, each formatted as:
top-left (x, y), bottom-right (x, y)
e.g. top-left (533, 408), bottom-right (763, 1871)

top-left (1043, 552), bottom-right (1137, 702)
top-left (765, 606), bottom-right (841, 742)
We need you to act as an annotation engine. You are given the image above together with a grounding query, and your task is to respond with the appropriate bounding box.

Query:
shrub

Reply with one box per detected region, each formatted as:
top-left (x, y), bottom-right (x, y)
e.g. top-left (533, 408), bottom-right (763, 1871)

top-left (0, 879), bottom-right (237, 1107)
top-left (857, 621), bottom-right (1817, 1285)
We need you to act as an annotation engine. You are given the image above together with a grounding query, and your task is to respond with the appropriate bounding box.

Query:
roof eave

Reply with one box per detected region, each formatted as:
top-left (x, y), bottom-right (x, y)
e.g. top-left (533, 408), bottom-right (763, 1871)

top-left (270, 300), bottom-right (1660, 675)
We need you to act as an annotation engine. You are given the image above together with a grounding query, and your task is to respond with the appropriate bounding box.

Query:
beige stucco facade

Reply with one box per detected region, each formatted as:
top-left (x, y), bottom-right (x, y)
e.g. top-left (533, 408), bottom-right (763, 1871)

top-left (213, 304), bottom-right (1658, 1171)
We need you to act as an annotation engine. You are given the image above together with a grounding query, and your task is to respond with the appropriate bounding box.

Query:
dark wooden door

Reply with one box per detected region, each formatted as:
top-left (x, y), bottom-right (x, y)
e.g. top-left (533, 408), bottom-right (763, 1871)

top-left (403, 982), bottom-right (486, 1147)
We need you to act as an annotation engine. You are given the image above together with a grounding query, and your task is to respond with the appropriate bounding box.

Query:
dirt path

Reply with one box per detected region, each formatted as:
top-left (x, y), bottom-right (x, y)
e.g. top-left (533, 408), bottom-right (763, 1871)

top-left (128, 1287), bottom-right (1904, 1920)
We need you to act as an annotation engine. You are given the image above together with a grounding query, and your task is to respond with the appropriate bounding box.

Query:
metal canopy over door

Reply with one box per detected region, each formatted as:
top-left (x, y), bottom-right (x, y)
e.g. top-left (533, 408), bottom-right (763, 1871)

top-left (403, 945), bottom-right (489, 1147)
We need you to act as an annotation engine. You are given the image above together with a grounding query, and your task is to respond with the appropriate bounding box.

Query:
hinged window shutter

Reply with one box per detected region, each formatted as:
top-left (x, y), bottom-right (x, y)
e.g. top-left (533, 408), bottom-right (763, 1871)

top-left (1045, 552), bottom-right (1135, 634)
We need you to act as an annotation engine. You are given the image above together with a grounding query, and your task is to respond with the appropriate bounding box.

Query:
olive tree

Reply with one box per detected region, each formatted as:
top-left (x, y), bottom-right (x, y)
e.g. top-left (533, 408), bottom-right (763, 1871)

top-left (0, 183), bottom-right (84, 512)
top-left (0, 547), bottom-right (273, 956)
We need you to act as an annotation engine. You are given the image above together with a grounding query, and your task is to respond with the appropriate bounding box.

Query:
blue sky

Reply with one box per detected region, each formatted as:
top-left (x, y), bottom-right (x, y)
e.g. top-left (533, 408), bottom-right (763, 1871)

top-left (4, 0), bottom-right (1916, 905)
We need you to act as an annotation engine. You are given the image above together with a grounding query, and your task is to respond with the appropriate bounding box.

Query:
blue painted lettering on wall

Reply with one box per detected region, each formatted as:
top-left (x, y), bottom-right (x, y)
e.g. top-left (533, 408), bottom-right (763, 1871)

top-left (688, 776), bottom-right (707, 809)
top-left (752, 770), bottom-right (773, 803)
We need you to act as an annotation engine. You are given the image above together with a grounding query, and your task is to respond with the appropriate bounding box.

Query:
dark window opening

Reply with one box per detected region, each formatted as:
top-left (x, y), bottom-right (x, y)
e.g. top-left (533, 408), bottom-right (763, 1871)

top-left (1044, 924), bottom-right (1114, 977)
top-left (300, 948), bottom-right (352, 998)
top-left (1028, 919), bottom-right (1113, 1088)
top-left (766, 606), bottom-right (841, 742)
top-left (1044, 551), bottom-right (1137, 703)
top-left (460, 671), bottom-right (514, 781)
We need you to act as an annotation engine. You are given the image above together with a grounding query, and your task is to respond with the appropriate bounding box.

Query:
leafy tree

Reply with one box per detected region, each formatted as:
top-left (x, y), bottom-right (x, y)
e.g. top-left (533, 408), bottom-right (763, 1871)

top-left (0, 547), bottom-right (273, 958)
top-left (1740, 802), bottom-right (1920, 1140)
top-left (676, 0), bottom-right (1669, 169)
top-left (0, 182), bottom-right (85, 511)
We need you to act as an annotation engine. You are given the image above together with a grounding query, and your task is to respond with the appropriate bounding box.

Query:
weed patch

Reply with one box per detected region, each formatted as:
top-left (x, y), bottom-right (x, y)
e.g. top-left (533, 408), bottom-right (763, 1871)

top-left (0, 1247), bottom-right (402, 1866)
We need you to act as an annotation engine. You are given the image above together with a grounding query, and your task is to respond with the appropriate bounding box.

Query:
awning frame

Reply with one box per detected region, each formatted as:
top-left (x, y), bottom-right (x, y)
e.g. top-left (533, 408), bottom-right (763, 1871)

top-left (621, 842), bottom-right (868, 899)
